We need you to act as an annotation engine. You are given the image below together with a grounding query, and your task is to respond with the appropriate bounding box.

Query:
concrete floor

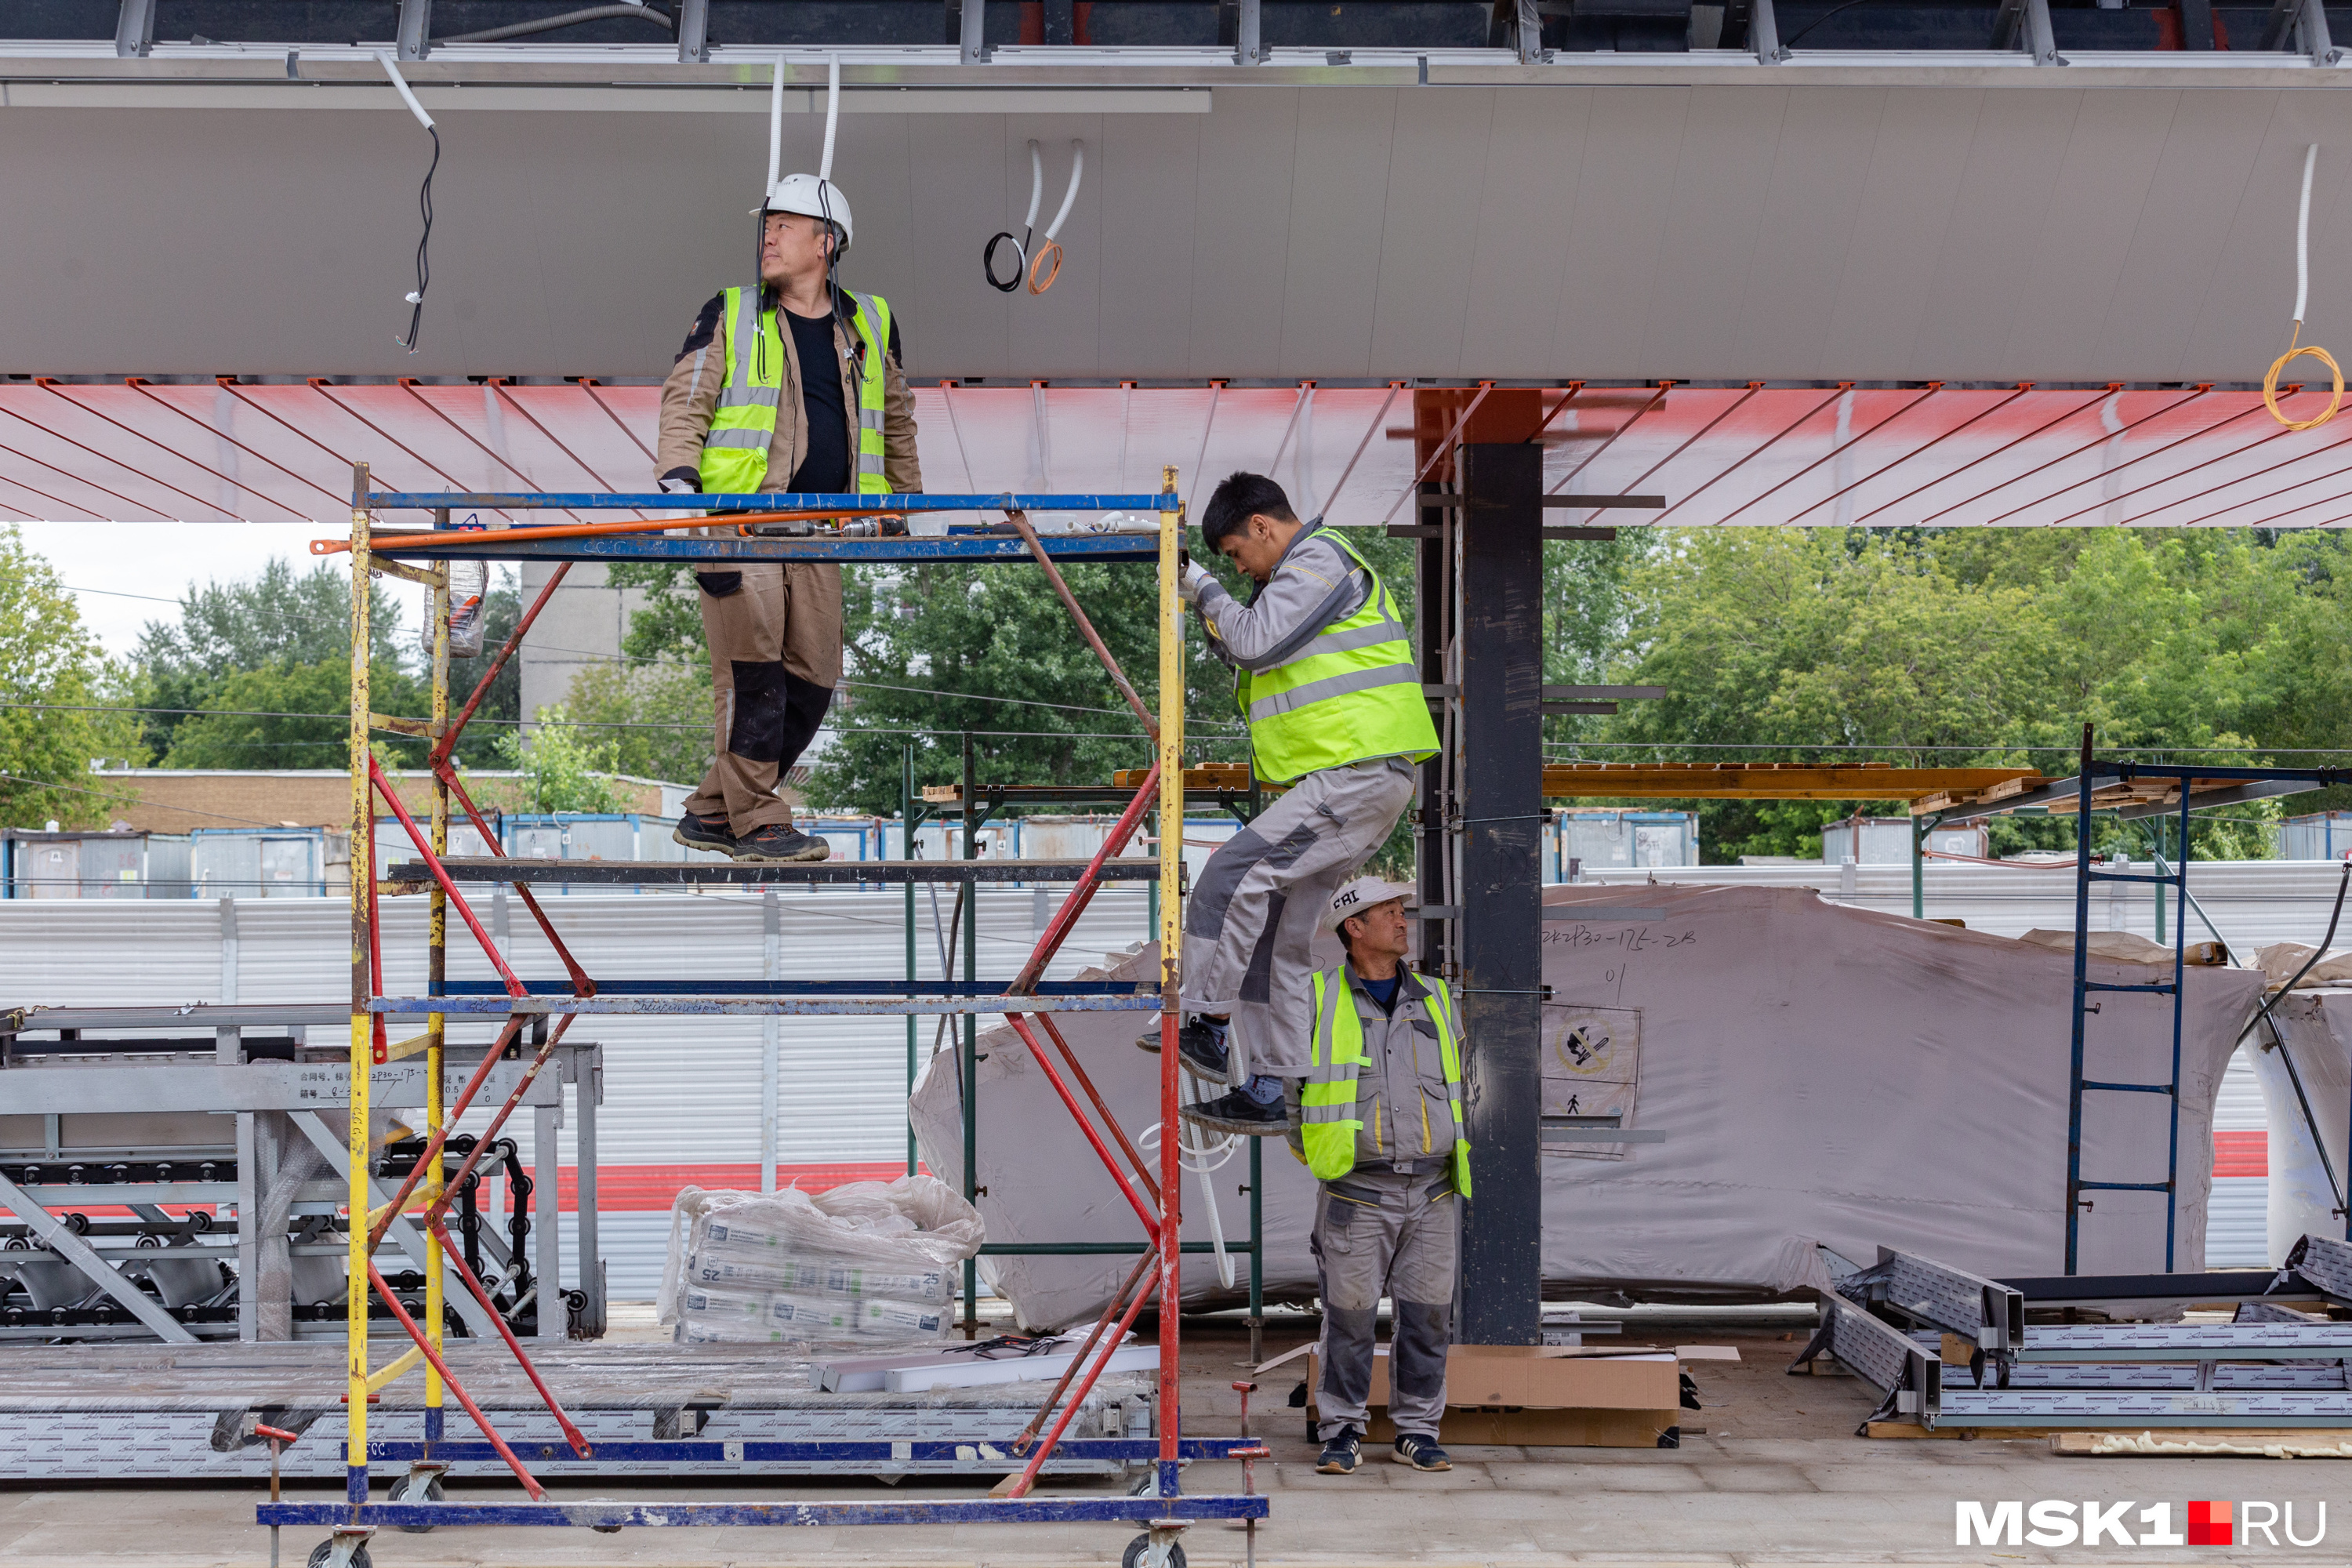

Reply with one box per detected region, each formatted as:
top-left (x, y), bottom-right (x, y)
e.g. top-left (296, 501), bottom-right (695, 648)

top-left (5, 1317), bottom-right (2347, 1566)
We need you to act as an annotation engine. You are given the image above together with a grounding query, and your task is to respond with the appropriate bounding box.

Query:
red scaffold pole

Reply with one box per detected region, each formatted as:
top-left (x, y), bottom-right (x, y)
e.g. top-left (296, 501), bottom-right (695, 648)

top-left (434, 762), bottom-right (598, 998)
top-left (369, 758), bottom-right (526, 998)
top-left (424, 1213), bottom-right (592, 1457)
top-left (1001, 1258), bottom-right (1163, 1499)
top-left (364, 1258), bottom-right (546, 1498)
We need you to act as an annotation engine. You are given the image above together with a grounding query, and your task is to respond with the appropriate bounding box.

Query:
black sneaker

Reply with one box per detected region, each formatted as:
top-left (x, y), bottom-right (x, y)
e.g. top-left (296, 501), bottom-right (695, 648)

top-left (731, 823), bottom-right (832, 863)
top-left (1178, 1089), bottom-right (1287, 1136)
top-left (1135, 1018), bottom-right (1229, 1080)
top-left (1393, 1433), bottom-right (1450, 1472)
top-left (1316, 1426), bottom-right (1362, 1475)
top-left (671, 811), bottom-right (735, 854)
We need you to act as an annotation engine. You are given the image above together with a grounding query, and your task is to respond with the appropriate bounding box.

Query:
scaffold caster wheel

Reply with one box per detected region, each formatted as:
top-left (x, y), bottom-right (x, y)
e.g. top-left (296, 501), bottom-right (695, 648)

top-left (305, 1539), bottom-right (372, 1568)
top-left (1122, 1533), bottom-right (1187, 1568)
top-left (387, 1468), bottom-right (445, 1530)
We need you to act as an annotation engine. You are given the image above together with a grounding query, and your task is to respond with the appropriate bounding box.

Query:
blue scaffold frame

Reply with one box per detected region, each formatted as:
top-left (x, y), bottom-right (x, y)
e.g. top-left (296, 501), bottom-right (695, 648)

top-left (290, 470), bottom-right (1258, 1560)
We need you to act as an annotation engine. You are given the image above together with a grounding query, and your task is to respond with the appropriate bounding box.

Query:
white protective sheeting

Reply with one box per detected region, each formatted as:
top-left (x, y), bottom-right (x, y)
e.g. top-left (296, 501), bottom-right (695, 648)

top-left (2253, 988), bottom-right (2352, 1265)
top-left (910, 884), bottom-right (2266, 1330)
top-left (2208, 1046), bottom-right (2270, 1269)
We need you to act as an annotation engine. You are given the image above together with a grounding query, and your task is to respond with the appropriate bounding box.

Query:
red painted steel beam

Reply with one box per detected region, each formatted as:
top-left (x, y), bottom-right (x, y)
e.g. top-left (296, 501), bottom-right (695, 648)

top-left (1656, 384), bottom-right (1848, 523)
top-left (1788, 384), bottom-right (2033, 525)
top-left (1915, 386), bottom-right (2217, 528)
top-left (1853, 386), bottom-right (2121, 527)
top-left (1549, 382), bottom-right (1672, 495)
top-left (423, 1213), bottom-right (592, 1457)
top-left (1715, 383), bottom-right (1944, 527)
top-left (365, 1258), bottom-right (546, 1498)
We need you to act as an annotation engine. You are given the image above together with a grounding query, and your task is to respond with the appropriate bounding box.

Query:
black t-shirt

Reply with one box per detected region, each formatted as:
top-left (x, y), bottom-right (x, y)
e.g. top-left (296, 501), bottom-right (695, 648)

top-left (782, 307), bottom-right (851, 495)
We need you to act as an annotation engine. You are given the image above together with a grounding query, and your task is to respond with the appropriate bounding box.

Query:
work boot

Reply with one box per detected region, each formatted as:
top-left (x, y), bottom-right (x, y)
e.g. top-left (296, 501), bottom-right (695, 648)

top-left (1392, 1433), bottom-right (1450, 1472)
top-left (1178, 1088), bottom-right (1287, 1136)
top-left (1316, 1426), bottom-right (1363, 1475)
top-left (731, 823), bottom-right (832, 863)
top-left (1134, 1018), bottom-right (1229, 1080)
top-left (671, 811), bottom-right (735, 855)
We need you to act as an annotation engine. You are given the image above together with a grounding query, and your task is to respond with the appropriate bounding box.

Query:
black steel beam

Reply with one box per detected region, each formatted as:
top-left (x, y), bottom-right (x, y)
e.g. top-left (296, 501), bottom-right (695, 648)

top-left (1455, 442), bottom-right (1544, 1347)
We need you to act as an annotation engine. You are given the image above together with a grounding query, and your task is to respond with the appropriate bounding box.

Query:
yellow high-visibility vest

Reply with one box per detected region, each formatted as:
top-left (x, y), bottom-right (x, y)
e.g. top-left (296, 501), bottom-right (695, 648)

top-left (698, 284), bottom-right (891, 496)
top-left (1233, 528), bottom-right (1439, 784)
top-left (1299, 967), bottom-right (1470, 1195)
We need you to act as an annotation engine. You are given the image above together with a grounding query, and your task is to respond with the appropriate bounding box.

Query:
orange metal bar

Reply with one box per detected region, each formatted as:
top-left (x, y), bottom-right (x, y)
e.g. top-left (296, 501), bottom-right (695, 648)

top-left (314, 510), bottom-right (877, 556)
top-left (364, 1257), bottom-right (546, 1498)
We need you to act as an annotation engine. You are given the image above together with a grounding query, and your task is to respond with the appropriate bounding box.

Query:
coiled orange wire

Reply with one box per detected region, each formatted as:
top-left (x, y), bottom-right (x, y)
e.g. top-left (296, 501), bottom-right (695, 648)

top-left (2266, 324), bottom-right (2344, 431)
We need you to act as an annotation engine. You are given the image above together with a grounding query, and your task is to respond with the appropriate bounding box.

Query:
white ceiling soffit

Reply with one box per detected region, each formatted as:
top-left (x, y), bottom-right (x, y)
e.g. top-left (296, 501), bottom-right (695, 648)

top-left (3, 65), bottom-right (2350, 385)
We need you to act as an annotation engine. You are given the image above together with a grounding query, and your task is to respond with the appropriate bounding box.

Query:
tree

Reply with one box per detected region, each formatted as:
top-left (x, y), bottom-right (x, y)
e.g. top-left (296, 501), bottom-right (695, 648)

top-left (1592, 527), bottom-right (2331, 862)
top-left (486, 706), bottom-right (626, 815)
top-left (0, 526), bottom-right (145, 826)
top-left (162, 656), bottom-right (427, 771)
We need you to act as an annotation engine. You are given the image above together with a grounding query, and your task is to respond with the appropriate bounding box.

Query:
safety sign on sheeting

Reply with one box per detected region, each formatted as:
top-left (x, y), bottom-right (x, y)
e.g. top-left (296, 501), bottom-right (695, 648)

top-left (1541, 1006), bottom-right (1641, 1160)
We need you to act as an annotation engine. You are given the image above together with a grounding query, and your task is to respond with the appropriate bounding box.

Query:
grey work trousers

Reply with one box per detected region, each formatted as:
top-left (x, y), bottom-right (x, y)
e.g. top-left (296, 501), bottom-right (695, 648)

top-left (1312, 1165), bottom-right (1458, 1443)
top-left (1179, 755), bottom-right (1416, 1080)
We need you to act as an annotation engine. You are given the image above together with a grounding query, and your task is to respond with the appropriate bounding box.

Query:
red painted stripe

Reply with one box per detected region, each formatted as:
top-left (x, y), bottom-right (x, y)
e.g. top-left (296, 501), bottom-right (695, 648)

top-left (2214, 1131), bottom-right (2267, 1178)
top-left (490, 1162), bottom-right (932, 1214)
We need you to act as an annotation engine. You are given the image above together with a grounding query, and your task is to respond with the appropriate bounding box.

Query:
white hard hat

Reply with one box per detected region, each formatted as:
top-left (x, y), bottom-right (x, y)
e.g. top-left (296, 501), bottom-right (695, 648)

top-left (1320, 876), bottom-right (1417, 936)
top-left (757, 173), bottom-right (854, 252)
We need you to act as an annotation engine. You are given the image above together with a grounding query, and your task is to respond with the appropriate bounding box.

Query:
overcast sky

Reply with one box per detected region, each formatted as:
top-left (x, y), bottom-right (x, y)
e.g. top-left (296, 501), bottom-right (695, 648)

top-left (14, 521), bottom-right (429, 659)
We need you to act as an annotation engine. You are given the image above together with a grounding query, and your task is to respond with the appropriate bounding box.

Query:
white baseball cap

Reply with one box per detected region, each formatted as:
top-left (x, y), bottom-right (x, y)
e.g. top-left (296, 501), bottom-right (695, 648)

top-left (1319, 876), bottom-right (1417, 936)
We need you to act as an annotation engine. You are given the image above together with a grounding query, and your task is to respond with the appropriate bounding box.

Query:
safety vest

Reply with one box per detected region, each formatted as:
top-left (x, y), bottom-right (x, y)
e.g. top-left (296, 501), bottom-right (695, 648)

top-left (1300, 967), bottom-right (1471, 1196)
top-left (699, 285), bottom-right (893, 496)
top-left (1234, 528), bottom-right (1439, 785)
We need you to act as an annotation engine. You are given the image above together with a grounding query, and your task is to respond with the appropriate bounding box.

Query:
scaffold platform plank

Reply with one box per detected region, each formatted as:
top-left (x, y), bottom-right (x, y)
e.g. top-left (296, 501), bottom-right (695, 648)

top-left (1541, 763), bottom-right (2043, 804)
top-left (388, 858), bottom-right (1167, 886)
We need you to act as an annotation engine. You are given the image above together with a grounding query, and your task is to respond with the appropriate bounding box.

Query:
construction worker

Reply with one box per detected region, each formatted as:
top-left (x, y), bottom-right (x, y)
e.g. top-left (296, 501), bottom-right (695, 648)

top-left (1158, 471), bottom-right (1439, 1134)
top-left (1301, 876), bottom-right (1465, 1475)
top-left (656, 170), bottom-right (921, 862)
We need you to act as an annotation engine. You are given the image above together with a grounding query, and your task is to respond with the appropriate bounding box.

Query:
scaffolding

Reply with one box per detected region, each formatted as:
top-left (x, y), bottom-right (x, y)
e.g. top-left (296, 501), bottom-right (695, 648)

top-left (260, 470), bottom-right (1269, 1566)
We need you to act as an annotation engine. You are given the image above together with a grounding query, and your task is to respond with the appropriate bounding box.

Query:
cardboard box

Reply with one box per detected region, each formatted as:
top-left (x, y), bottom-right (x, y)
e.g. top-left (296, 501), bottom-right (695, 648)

top-left (1306, 1343), bottom-right (1682, 1448)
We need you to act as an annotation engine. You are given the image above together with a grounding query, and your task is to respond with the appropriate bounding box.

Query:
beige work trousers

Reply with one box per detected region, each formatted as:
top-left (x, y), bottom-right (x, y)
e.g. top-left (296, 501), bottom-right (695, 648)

top-left (681, 561), bottom-right (844, 836)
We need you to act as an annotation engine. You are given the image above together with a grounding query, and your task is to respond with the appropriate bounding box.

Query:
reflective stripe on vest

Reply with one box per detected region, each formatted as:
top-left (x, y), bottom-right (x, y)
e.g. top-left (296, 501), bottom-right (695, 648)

top-left (1236, 528), bottom-right (1439, 784)
top-left (1299, 967), bottom-right (1472, 1196)
top-left (698, 284), bottom-right (894, 497)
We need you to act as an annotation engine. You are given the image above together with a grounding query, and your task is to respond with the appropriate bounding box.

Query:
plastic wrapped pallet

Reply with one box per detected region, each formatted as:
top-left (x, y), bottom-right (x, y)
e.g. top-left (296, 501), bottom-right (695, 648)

top-left (660, 1175), bottom-right (981, 1348)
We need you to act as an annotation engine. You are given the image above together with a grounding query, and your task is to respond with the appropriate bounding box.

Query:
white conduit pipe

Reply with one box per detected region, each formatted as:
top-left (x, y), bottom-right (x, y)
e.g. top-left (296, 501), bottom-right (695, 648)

top-left (373, 50), bottom-right (434, 129)
top-left (2297, 141), bottom-right (2318, 326)
top-left (819, 57), bottom-right (841, 183)
top-left (1043, 139), bottom-right (1084, 241)
top-left (1025, 140), bottom-right (1047, 234)
top-left (766, 54), bottom-right (786, 197)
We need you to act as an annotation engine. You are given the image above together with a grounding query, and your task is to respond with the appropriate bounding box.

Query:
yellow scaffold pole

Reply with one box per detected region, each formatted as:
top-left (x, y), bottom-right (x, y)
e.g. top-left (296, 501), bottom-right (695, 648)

top-left (346, 463), bottom-right (374, 1511)
top-left (1155, 463), bottom-right (1184, 1497)
top-left (425, 533), bottom-right (450, 1448)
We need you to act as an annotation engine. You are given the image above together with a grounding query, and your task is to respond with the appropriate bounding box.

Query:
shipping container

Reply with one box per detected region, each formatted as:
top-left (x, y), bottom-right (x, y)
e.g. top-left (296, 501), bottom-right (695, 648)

top-left (2279, 811), bottom-right (2352, 862)
top-left (1548, 811), bottom-right (1698, 880)
top-left (1, 829), bottom-right (193, 899)
top-left (1821, 817), bottom-right (1989, 866)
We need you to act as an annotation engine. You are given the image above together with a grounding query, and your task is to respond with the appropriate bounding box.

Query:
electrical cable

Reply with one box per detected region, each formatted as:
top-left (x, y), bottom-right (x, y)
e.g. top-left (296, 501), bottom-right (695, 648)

top-left (2267, 143), bottom-right (2343, 432)
top-left (1027, 140), bottom-right (1084, 295)
top-left (985, 143), bottom-right (1045, 293)
top-left (374, 54), bottom-right (439, 355)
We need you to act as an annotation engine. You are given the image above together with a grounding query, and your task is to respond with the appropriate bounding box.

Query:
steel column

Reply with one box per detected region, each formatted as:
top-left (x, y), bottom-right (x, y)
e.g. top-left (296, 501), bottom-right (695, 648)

top-left (1455, 443), bottom-right (1545, 1346)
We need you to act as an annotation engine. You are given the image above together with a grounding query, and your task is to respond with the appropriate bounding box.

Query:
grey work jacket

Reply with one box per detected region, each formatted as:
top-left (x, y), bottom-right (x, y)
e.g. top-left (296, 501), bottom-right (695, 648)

top-left (1288, 965), bottom-right (1459, 1176)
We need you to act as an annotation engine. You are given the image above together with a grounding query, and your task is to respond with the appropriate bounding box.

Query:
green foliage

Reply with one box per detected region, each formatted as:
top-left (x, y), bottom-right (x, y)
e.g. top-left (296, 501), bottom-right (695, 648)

top-left (488, 705), bottom-right (626, 815)
top-left (0, 526), bottom-right (144, 826)
top-left (162, 657), bottom-right (426, 770)
top-left (1592, 528), bottom-right (2336, 862)
top-left (564, 655), bottom-right (714, 786)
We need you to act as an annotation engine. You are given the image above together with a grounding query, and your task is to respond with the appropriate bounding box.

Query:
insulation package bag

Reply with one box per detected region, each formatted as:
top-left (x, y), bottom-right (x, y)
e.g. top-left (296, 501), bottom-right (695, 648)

top-left (674, 1285), bottom-right (949, 1345)
top-left (686, 1240), bottom-right (956, 1307)
top-left (659, 1174), bottom-right (982, 1334)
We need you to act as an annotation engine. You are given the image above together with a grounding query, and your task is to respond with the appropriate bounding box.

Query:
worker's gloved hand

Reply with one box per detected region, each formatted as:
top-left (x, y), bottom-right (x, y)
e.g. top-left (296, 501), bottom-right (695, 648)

top-left (657, 466), bottom-right (701, 495)
top-left (1181, 560), bottom-right (1216, 604)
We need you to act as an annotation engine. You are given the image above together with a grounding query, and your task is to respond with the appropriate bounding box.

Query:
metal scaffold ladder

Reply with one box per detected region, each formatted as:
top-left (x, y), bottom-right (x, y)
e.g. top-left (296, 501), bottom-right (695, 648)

top-left (259, 470), bottom-right (1267, 1566)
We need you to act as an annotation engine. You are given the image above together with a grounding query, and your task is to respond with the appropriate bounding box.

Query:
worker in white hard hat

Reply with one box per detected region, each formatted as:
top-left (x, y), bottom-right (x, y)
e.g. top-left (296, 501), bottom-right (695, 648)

top-left (1295, 875), bottom-right (1467, 1478)
top-left (657, 172), bottom-right (921, 864)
